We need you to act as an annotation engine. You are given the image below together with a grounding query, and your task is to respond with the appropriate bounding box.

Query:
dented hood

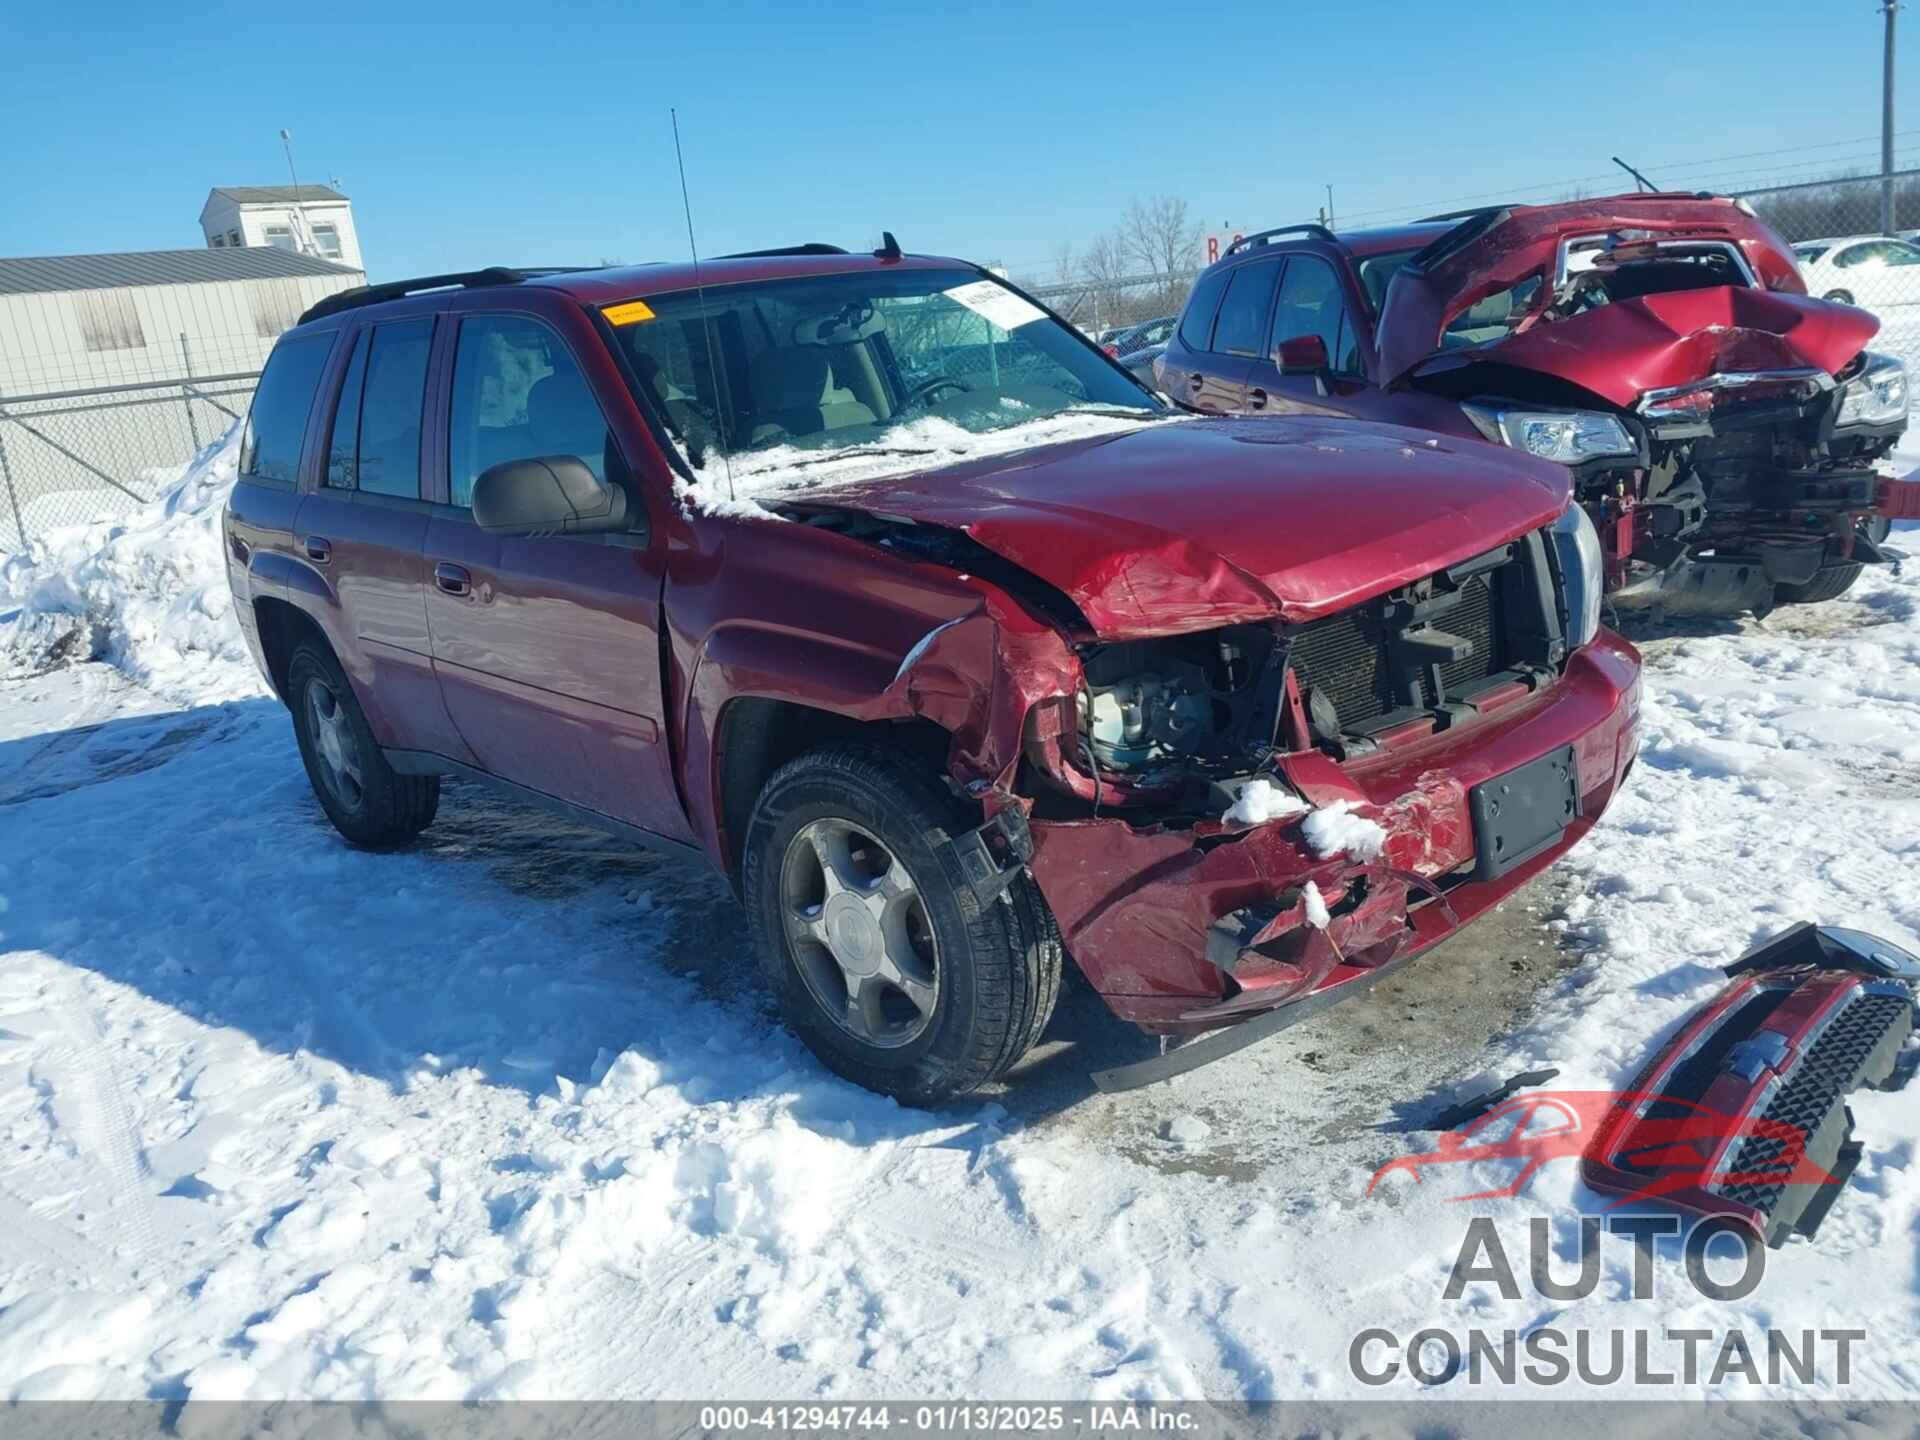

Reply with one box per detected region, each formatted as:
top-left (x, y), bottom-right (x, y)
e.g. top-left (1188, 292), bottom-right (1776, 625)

top-left (1375, 193), bottom-right (1875, 395)
top-left (786, 417), bottom-right (1570, 639)
top-left (1416, 286), bottom-right (1881, 409)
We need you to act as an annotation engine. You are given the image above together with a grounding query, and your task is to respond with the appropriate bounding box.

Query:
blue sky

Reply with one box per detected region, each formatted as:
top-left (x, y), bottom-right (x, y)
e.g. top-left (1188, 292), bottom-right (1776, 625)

top-left (2, 0), bottom-right (1910, 282)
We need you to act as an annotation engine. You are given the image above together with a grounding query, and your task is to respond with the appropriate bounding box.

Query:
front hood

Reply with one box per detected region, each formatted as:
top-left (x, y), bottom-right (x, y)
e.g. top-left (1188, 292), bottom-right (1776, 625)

top-left (1375, 194), bottom-right (1847, 390)
top-left (1413, 286), bottom-right (1880, 409)
top-left (783, 418), bottom-right (1569, 638)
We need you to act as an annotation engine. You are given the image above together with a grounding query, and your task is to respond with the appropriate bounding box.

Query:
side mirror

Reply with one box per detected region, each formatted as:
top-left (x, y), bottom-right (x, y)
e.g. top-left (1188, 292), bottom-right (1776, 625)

top-left (1275, 334), bottom-right (1330, 374)
top-left (472, 456), bottom-right (636, 538)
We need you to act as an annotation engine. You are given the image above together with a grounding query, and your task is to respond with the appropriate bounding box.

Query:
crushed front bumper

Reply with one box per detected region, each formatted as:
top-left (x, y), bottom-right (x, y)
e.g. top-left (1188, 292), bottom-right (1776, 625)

top-left (1030, 630), bottom-right (1640, 1085)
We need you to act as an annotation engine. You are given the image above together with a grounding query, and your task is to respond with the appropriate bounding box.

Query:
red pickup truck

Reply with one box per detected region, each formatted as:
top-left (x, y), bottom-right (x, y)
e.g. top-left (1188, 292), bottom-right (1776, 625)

top-left (223, 246), bottom-right (1640, 1099)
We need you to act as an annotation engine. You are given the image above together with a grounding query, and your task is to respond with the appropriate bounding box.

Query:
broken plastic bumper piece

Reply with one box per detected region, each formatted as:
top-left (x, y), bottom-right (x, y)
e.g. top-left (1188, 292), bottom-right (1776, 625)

top-left (1583, 923), bottom-right (1917, 1246)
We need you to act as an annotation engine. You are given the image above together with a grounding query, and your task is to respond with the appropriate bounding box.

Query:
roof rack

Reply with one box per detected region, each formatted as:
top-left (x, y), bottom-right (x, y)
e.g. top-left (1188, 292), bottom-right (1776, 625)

top-left (717, 243), bottom-right (850, 259)
top-left (1224, 223), bottom-right (1336, 256)
top-left (1416, 206), bottom-right (1503, 224)
top-left (298, 267), bottom-right (560, 324)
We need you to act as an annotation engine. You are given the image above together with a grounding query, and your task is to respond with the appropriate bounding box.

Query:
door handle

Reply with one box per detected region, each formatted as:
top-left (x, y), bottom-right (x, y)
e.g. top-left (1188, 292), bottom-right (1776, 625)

top-left (434, 562), bottom-right (472, 597)
top-left (302, 535), bottom-right (331, 564)
top-left (1187, 373), bottom-right (1205, 389)
top-left (1246, 387), bottom-right (1269, 410)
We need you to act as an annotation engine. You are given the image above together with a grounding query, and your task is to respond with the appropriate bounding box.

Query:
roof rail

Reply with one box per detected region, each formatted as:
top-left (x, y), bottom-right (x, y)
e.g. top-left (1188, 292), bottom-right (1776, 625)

top-left (1416, 205), bottom-right (1503, 224)
top-left (298, 267), bottom-right (544, 324)
top-left (717, 243), bottom-right (850, 259)
top-left (1224, 223), bottom-right (1336, 256)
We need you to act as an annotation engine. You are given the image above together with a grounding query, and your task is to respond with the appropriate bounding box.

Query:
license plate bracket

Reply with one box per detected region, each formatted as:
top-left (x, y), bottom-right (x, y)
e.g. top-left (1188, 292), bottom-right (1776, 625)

top-left (1470, 744), bottom-right (1580, 881)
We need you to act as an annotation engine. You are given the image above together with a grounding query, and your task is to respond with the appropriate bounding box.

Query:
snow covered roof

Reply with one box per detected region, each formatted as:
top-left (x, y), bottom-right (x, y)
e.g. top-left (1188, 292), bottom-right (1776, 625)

top-left (0, 248), bottom-right (362, 297)
top-left (208, 184), bottom-right (349, 206)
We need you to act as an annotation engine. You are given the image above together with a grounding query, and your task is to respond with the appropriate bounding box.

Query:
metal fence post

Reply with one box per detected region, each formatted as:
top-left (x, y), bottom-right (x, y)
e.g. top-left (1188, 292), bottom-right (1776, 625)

top-left (0, 421), bottom-right (26, 551)
top-left (179, 333), bottom-right (202, 452)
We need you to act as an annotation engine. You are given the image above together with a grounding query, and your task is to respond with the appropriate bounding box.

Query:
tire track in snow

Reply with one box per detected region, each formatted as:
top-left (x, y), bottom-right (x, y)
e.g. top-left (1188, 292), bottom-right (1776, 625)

top-left (48, 977), bottom-right (159, 1267)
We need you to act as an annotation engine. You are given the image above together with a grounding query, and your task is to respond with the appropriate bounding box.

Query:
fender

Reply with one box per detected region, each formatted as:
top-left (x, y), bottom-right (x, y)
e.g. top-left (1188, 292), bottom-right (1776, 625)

top-left (677, 580), bottom-right (1085, 871)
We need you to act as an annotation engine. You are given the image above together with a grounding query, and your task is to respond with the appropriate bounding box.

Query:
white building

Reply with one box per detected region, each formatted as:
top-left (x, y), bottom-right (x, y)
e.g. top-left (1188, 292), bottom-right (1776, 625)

top-left (0, 247), bottom-right (365, 540)
top-left (199, 184), bottom-right (365, 272)
top-left (0, 247), bottom-right (364, 396)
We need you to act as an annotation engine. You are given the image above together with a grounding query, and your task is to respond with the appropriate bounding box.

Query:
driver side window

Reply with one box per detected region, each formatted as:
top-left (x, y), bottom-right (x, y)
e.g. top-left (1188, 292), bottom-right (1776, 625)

top-left (448, 315), bottom-right (610, 508)
top-left (1271, 256), bottom-right (1350, 373)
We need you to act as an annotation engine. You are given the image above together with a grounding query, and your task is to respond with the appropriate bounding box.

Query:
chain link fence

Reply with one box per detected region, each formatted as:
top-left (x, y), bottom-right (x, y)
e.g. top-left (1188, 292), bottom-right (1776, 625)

top-left (0, 337), bottom-right (260, 551)
top-left (1024, 270), bottom-right (1196, 346)
top-left (1733, 171), bottom-right (1920, 376)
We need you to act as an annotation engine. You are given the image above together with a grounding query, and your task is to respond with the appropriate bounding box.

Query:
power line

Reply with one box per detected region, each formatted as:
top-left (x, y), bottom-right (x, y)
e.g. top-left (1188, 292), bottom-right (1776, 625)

top-left (1335, 130), bottom-right (1920, 225)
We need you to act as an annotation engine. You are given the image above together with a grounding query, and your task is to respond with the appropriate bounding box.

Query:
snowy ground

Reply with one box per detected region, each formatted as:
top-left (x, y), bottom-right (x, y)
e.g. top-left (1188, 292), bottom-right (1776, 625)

top-left (0, 433), bottom-right (1916, 1408)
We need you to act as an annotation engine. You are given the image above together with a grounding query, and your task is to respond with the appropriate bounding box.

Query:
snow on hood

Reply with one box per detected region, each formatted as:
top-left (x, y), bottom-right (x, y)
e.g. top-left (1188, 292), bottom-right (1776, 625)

top-left (674, 409), bottom-right (1165, 520)
top-left (0, 422), bottom-right (262, 700)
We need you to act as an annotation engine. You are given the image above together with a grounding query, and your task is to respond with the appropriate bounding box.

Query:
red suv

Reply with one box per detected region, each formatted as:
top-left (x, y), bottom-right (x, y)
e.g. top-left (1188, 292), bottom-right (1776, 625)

top-left (1158, 194), bottom-right (1919, 618)
top-left (224, 245), bottom-right (1640, 1099)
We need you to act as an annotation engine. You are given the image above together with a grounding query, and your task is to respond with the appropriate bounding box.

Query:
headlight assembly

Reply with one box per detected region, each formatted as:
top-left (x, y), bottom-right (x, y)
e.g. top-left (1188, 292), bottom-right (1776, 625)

top-left (1547, 503), bottom-right (1605, 649)
top-left (1462, 403), bottom-right (1638, 465)
top-left (1835, 352), bottom-right (1908, 429)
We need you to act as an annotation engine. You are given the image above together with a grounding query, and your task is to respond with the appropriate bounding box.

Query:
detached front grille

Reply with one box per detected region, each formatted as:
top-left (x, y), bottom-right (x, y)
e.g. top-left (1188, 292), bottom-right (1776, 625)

top-left (1290, 571), bottom-right (1508, 733)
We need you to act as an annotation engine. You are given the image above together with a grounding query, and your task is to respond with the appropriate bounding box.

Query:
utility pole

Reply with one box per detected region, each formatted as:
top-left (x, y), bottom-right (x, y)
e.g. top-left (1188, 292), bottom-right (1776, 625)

top-left (1325, 184), bottom-right (1336, 232)
top-left (1884, 1), bottom-right (1900, 236)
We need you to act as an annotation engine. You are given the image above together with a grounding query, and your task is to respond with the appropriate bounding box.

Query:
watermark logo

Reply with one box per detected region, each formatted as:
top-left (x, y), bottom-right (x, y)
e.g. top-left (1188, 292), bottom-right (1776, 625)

top-left (1365, 1088), bottom-right (1837, 1206)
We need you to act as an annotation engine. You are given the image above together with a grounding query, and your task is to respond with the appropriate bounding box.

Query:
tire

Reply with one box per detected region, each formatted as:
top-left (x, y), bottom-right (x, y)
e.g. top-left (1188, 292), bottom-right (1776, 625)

top-left (742, 742), bottom-right (1063, 1102)
top-left (286, 639), bottom-right (440, 848)
top-left (1823, 289), bottom-right (1854, 305)
top-left (1774, 517), bottom-right (1892, 606)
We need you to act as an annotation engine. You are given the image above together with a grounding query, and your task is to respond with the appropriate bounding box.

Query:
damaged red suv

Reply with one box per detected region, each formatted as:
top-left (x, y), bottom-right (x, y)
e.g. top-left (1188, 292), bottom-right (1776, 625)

top-left (1160, 194), bottom-right (1919, 617)
top-left (224, 244), bottom-right (1640, 1099)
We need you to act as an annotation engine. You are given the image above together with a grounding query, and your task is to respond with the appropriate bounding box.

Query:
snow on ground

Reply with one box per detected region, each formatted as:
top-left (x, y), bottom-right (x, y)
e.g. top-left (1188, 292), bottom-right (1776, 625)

top-left (0, 430), bottom-right (1917, 1409)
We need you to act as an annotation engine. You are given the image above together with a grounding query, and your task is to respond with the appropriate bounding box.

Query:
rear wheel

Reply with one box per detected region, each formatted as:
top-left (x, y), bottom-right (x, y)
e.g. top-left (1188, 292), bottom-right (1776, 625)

top-left (287, 640), bottom-right (439, 848)
top-left (1774, 517), bottom-right (1892, 606)
top-left (743, 742), bottom-right (1062, 1102)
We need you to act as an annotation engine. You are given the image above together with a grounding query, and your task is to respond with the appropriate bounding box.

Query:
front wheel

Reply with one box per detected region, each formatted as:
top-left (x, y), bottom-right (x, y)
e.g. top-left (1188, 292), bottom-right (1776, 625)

top-left (1774, 517), bottom-right (1892, 605)
top-left (742, 743), bottom-right (1062, 1102)
top-left (1823, 289), bottom-right (1855, 305)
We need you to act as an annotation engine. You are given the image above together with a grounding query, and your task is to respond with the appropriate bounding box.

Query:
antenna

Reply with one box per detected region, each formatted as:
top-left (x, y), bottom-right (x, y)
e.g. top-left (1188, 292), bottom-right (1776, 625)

top-left (670, 107), bottom-right (736, 504)
top-left (278, 128), bottom-right (314, 256)
top-left (1612, 156), bottom-right (1656, 194)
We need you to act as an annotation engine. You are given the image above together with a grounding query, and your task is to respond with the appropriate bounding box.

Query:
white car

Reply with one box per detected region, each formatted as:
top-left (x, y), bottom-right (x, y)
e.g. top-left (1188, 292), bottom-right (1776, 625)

top-left (1792, 234), bottom-right (1920, 308)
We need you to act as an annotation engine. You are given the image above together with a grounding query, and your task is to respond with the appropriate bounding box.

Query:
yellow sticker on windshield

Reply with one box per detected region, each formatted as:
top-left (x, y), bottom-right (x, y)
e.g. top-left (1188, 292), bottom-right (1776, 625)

top-left (603, 299), bottom-right (656, 326)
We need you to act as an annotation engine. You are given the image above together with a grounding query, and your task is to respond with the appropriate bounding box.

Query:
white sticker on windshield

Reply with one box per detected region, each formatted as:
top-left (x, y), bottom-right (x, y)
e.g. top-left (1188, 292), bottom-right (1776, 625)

top-left (943, 279), bottom-right (1046, 331)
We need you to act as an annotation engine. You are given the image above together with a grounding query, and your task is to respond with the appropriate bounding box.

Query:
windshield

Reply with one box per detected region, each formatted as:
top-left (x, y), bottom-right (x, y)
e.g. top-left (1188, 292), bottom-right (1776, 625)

top-left (606, 267), bottom-right (1159, 470)
top-left (1794, 244), bottom-right (1830, 265)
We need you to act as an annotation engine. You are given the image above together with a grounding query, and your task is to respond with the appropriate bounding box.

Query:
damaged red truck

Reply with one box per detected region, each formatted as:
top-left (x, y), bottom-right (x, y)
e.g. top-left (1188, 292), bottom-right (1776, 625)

top-left (224, 247), bottom-right (1640, 1100)
top-left (1160, 194), bottom-right (1919, 617)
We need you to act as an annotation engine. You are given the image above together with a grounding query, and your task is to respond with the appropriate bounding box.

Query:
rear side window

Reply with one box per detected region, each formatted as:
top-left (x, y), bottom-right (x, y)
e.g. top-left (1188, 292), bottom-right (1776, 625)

top-left (240, 332), bottom-right (333, 482)
top-left (1271, 255), bottom-right (1348, 368)
top-left (355, 319), bottom-right (434, 497)
top-left (1177, 268), bottom-right (1231, 351)
top-left (449, 315), bottom-right (611, 508)
top-left (1211, 261), bottom-right (1282, 356)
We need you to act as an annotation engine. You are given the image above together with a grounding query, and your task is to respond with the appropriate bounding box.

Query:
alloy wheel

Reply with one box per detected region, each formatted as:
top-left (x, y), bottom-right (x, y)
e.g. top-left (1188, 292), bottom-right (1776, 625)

top-left (780, 817), bottom-right (940, 1048)
top-left (305, 678), bottom-right (365, 813)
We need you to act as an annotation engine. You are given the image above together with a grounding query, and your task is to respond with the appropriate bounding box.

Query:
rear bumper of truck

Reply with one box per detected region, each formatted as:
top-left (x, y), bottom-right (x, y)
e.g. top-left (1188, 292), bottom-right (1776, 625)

top-left (1030, 629), bottom-right (1640, 1079)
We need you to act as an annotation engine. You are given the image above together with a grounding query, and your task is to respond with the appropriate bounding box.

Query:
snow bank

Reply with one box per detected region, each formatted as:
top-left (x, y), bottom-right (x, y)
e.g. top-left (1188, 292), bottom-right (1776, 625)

top-left (676, 409), bottom-right (1162, 519)
top-left (0, 423), bottom-right (261, 701)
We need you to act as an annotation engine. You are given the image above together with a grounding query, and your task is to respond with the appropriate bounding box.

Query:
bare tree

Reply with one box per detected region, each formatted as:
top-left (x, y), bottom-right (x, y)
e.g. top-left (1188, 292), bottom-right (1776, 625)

top-left (1122, 195), bottom-right (1202, 281)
